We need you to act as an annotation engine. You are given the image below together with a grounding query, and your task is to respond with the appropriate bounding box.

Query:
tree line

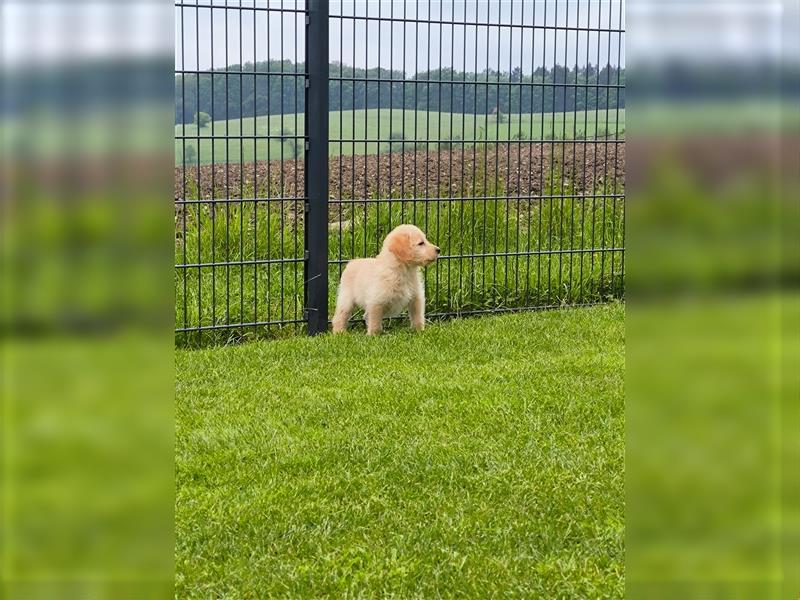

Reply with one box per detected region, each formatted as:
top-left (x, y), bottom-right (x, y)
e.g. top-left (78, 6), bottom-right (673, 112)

top-left (175, 60), bottom-right (625, 124)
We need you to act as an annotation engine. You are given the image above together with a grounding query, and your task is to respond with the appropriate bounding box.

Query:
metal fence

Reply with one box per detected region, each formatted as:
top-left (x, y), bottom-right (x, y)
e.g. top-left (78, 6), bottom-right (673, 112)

top-left (175, 0), bottom-right (625, 345)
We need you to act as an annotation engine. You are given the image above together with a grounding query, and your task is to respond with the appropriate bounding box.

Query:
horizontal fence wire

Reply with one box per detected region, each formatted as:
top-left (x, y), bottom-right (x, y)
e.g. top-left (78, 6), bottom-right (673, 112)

top-left (175, 0), bottom-right (625, 345)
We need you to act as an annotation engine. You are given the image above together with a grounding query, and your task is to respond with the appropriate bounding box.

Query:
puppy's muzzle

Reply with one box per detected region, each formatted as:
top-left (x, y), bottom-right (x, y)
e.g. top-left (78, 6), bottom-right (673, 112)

top-left (425, 246), bottom-right (440, 266)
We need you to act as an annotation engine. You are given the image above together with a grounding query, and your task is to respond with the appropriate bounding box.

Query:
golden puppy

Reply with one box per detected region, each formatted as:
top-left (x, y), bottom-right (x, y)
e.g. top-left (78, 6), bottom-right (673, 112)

top-left (333, 224), bottom-right (440, 335)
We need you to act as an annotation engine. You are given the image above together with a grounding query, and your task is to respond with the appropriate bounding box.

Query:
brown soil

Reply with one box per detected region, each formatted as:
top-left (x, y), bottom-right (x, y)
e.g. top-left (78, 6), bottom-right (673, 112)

top-left (175, 142), bottom-right (626, 207)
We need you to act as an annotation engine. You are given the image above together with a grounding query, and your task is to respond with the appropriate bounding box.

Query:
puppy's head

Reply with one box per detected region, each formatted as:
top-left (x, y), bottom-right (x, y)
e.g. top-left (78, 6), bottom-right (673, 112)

top-left (383, 224), bottom-right (440, 267)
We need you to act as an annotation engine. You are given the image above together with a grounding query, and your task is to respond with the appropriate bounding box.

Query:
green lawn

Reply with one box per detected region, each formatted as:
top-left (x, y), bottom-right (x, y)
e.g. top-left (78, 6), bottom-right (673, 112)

top-left (176, 108), bottom-right (626, 165)
top-left (176, 303), bottom-right (625, 597)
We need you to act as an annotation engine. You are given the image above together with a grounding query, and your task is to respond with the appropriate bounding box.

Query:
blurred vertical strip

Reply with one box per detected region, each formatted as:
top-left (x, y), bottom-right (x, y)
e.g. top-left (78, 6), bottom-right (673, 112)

top-left (1, 1), bottom-right (174, 598)
top-left (626, 0), bottom-right (798, 598)
top-left (782, 6), bottom-right (800, 600)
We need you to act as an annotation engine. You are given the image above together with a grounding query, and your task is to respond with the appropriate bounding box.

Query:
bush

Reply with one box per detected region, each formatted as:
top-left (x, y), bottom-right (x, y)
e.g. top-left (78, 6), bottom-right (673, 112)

top-left (182, 144), bottom-right (197, 165)
top-left (193, 111), bottom-right (211, 128)
top-left (279, 126), bottom-right (302, 158)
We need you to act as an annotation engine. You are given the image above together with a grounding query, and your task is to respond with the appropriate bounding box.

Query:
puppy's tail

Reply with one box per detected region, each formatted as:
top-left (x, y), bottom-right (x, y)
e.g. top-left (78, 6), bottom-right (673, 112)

top-left (332, 270), bottom-right (355, 334)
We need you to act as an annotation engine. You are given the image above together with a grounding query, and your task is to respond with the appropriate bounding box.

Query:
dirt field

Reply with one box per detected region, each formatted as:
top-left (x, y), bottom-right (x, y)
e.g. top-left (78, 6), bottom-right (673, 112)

top-left (175, 142), bottom-right (626, 206)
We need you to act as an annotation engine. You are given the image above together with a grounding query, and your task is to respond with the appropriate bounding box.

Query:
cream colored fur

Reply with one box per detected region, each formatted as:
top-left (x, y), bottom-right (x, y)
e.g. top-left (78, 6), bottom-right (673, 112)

top-left (332, 224), bottom-right (440, 335)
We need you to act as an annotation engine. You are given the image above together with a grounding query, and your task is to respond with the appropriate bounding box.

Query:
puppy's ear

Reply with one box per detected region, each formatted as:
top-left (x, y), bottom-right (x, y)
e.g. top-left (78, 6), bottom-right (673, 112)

top-left (387, 230), bottom-right (413, 264)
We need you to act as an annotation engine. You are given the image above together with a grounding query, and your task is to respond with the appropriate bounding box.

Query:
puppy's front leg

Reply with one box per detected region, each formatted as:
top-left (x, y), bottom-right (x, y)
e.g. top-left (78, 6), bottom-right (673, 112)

top-left (409, 292), bottom-right (425, 331)
top-left (365, 305), bottom-right (384, 335)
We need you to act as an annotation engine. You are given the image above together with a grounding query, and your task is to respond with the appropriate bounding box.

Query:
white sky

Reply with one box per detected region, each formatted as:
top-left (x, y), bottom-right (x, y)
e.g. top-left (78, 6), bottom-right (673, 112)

top-left (175, 1), bottom-right (626, 73)
top-left (2, 1), bottom-right (790, 74)
top-left (2, 1), bottom-right (172, 67)
top-left (628, 1), bottom-right (783, 65)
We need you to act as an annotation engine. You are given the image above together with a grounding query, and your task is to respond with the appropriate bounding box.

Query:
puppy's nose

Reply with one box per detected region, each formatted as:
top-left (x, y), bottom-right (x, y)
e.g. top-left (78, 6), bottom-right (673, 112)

top-left (435, 246), bottom-right (441, 254)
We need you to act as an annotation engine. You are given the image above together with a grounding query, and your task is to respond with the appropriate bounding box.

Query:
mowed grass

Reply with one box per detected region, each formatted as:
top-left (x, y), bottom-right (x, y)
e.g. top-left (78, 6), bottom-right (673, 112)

top-left (176, 303), bottom-right (625, 597)
top-left (176, 108), bottom-right (626, 164)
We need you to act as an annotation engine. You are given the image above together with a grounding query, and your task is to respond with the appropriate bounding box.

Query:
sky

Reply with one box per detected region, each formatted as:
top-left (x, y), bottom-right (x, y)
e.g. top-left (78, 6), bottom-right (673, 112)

top-left (175, 1), bottom-right (626, 74)
top-left (629, 0), bottom-right (783, 66)
top-left (2, 2), bottom-right (172, 67)
top-left (2, 1), bottom-right (789, 75)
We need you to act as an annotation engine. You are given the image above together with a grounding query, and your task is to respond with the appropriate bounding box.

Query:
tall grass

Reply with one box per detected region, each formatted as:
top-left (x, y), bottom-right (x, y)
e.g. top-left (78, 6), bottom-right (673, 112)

top-left (176, 149), bottom-right (623, 345)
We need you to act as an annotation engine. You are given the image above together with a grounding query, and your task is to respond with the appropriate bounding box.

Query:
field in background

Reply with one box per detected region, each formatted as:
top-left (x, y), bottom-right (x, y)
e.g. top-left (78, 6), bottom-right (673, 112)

top-left (175, 108), bottom-right (626, 165)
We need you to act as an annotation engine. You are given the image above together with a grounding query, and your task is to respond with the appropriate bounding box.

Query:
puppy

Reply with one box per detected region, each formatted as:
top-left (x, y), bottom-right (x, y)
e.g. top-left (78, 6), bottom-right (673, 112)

top-left (332, 224), bottom-right (440, 335)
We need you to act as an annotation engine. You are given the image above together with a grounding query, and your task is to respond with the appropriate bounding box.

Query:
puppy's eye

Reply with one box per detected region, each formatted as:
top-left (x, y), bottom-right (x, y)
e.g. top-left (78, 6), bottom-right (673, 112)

top-left (417, 241), bottom-right (425, 246)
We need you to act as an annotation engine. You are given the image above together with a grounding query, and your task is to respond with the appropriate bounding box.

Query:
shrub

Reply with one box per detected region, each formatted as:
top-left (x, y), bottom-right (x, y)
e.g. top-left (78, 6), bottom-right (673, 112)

top-left (279, 126), bottom-right (302, 158)
top-left (193, 111), bottom-right (211, 128)
top-left (183, 144), bottom-right (197, 165)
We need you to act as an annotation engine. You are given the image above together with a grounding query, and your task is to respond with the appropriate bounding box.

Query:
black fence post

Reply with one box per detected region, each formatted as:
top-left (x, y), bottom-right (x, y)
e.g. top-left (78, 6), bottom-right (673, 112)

top-left (304, 0), bottom-right (330, 335)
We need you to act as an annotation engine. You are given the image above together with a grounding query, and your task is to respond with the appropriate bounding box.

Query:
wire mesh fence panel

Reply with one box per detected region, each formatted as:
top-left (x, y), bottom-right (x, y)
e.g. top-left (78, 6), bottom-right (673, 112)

top-left (327, 0), bottom-right (625, 326)
top-left (175, 0), bottom-right (625, 343)
top-left (175, 1), bottom-right (308, 345)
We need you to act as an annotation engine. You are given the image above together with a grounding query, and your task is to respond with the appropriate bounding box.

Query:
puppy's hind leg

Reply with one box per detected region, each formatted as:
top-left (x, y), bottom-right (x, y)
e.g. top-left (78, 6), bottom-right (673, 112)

top-left (332, 289), bottom-right (355, 334)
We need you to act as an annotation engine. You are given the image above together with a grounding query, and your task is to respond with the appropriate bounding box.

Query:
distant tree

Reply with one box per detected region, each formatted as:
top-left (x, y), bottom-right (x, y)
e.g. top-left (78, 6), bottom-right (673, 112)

top-left (279, 126), bottom-right (302, 158)
top-left (194, 111), bottom-right (211, 128)
top-left (287, 139), bottom-right (302, 158)
top-left (174, 62), bottom-right (625, 124)
top-left (183, 144), bottom-right (197, 165)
